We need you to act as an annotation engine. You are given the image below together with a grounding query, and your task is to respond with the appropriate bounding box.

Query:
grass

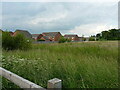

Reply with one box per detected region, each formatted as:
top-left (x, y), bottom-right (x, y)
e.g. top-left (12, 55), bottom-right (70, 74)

top-left (1, 41), bottom-right (118, 88)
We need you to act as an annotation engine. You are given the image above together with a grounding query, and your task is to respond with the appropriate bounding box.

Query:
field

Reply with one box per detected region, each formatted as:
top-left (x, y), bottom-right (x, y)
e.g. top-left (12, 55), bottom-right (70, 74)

top-left (1, 41), bottom-right (118, 88)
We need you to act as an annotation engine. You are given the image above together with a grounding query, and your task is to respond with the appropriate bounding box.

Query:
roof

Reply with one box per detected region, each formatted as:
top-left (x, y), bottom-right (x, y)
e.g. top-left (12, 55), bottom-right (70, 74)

top-left (78, 37), bottom-right (83, 38)
top-left (14, 29), bottom-right (32, 38)
top-left (42, 36), bottom-right (50, 40)
top-left (9, 31), bottom-right (14, 33)
top-left (64, 34), bottom-right (78, 37)
top-left (42, 32), bottom-right (61, 37)
top-left (0, 29), bottom-right (3, 32)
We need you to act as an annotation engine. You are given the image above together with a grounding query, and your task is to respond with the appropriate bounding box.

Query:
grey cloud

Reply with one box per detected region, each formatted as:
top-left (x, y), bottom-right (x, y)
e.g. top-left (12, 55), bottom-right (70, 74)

top-left (2, 2), bottom-right (117, 35)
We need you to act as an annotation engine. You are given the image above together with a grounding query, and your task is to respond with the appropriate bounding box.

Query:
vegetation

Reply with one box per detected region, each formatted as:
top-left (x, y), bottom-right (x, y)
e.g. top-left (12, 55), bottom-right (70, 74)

top-left (2, 41), bottom-right (118, 88)
top-left (59, 36), bottom-right (71, 43)
top-left (89, 36), bottom-right (95, 41)
top-left (37, 39), bottom-right (45, 41)
top-left (2, 31), bottom-right (31, 50)
top-left (96, 29), bottom-right (120, 41)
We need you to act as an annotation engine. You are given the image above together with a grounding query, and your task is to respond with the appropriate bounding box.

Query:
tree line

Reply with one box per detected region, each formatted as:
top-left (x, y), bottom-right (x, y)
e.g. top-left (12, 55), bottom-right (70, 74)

top-left (89, 29), bottom-right (120, 41)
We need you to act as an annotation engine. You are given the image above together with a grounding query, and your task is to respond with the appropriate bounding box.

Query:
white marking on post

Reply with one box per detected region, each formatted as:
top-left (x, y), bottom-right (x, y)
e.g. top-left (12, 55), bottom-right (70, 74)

top-left (47, 78), bottom-right (62, 89)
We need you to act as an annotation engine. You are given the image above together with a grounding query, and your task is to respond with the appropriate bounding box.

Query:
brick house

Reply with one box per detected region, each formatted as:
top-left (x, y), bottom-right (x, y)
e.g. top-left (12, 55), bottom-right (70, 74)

top-left (78, 37), bottom-right (84, 41)
top-left (32, 34), bottom-right (43, 40)
top-left (13, 29), bottom-right (32, 39)
top-left (40, 36), bottom-right (52, 41)
top-left (9, 31), bottom-right (14, 36)
top-left (64, 34), bottom-right (79, 41)
top-left (42, 32), bottom-right (62, 41)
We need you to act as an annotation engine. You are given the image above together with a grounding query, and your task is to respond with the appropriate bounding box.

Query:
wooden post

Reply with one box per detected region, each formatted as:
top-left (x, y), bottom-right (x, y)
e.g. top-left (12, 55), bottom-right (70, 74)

top-left (47, 78), bottom-right (62, 90)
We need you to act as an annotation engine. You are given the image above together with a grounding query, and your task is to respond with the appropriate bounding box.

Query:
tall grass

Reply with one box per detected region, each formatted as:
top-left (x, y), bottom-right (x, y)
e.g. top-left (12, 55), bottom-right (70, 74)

top-left (2, 41), bottom-right (118, 88)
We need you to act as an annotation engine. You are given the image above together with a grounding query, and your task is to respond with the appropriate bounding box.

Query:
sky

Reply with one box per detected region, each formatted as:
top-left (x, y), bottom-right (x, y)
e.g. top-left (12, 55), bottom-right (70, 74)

top-left (1, 1), bottom-right (118, 37)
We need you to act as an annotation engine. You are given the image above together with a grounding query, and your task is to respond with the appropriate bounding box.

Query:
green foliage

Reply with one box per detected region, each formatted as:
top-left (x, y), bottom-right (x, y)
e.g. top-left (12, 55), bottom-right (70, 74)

top-left (96, 29), bottom-right (120, 40)
top-left (2, 31), bottom-right (31, 50)
top-left (37, 39), bottom-right (45, 41)
top-left (96, 33), bottom-right (101, 41)
top-left (59, 36), bottom-right (71, 43)
top-left (82, 37), bottom-right (86, 41)
top-left (89, 37), bottom-right (95, 41)
top-left (2, 32), bottom-right (15, 50)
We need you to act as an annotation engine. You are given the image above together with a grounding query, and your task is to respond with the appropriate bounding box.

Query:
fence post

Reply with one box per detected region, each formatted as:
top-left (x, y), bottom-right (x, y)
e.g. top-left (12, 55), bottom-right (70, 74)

top-left (47, 78), bottom-right (62, 90)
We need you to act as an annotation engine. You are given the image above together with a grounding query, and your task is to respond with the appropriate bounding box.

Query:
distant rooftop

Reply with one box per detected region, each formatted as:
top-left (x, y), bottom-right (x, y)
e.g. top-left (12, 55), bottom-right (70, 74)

top-left (64, 34), bottom-right (78, 37)
top-left (32, 34), bottom-right (42, 37)
top-left (42, 32), bottom-right (61, 37)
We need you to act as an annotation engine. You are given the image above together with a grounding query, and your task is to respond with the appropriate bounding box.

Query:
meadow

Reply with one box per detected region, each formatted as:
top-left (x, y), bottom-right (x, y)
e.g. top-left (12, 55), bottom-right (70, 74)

top-left (1, 41), bottom-right (118, 88)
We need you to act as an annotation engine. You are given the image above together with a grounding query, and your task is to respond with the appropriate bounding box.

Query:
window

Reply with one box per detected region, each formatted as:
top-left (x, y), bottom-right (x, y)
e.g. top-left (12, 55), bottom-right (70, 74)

top-left (72, 37), bottom-right (74, 39)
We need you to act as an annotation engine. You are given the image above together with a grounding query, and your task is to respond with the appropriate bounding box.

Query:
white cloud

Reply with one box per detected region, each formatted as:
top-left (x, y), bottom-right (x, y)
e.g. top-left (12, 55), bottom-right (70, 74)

top-left (30, 13), bottom-right (67, 25)
top-left (1, 0), bottom-right (119, 2)
top-left (2, 2), bottom-right (118, 36)
top-left (69, 24), bottom-right (117, 37)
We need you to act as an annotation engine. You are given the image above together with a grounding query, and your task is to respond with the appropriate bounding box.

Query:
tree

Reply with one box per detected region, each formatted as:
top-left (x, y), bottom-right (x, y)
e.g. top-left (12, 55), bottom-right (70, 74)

top-left (59, 36), bottom-right (71, 43)
top-left (89, 36), bottom-right (95, 41)
top-left (2, 31), bottom-right (14, 50)
top-left (2, 31), bottom-right (31, 50)
top-left (95, 29), bottom-right (120, 40)
top-left (96, 33), bottom-right (101, 41)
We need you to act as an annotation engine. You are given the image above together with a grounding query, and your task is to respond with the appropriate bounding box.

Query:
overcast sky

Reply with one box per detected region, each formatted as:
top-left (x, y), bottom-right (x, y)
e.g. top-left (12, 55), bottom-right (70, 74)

top-left (1, 2), bottom-right (118, 36)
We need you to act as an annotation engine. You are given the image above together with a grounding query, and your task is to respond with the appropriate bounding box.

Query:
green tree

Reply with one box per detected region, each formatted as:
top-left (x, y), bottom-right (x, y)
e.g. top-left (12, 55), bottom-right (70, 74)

top-left (2, 31), bottom-right (14, 50)
top-left (2, 31), bottom-right (31, 50)
top-left (101, 31), bottom-right (110, 40)
top-left (14, 34), bottom-right (31, 50)
top-left (96, 33), bottom-right (101, 41)
top-left (89, 37), bottom-right (95, 41)
top-left (59, 36), bottom-right (71, 43)
top-left (96, 29), bottom-right (120, 40)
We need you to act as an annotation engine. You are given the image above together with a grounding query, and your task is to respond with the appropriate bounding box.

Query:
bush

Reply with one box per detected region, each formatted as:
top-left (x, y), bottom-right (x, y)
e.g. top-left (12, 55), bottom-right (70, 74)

top-left (89, 37), bottom-right (95, 41)
top-left (37, 39), bottom-right (45, 41)
top-left (59, 36), bottom-right (71, 43)
top-left (82, 37), bottom-right (86, 41)
top-left (2, 31), bottom-right (31, 50)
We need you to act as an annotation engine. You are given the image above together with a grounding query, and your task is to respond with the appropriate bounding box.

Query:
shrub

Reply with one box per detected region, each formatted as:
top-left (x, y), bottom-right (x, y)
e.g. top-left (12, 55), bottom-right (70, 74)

top-left (37, 39), bottom-right (45, 41)
top-left (2, 32), bottom-right (14, 50)
top-left (2, 31), bottom-right (31, 50)
top-left (82, 37), bottom-right (86, 41)
top-left (59, 36), bottom-right (71, 43)
top-left (89, 37), bottom-right (95, 41)
top-left (14, 34), bottom-right (31, 50)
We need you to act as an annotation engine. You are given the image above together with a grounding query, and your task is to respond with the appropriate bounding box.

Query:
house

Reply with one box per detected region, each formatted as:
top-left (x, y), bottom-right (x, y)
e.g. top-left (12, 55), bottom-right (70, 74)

top-left (40, 36), bottom-right (52, 41)
top-left (13, 29), bottom-right (32, 39)
top-left (32, 34), bottom-right (43, 40)
top-left (42, 32), bottom-right (62, 41)
top-left (84, 37), bottom-right (89, 41)
top-left (78, 37), bottom-right (83, 41)
top-left (9, 31), bottom-right (14, 36)
top-left (64, 34), bottom-right (79, 41)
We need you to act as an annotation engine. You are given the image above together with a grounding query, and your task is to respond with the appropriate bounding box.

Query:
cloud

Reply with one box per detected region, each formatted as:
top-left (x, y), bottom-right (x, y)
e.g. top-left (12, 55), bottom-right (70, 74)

top-left (1, 2), bottom-right (118, 36)
top-left (1, 0), bottom-right (119, 2)
top-left (29, 13), bottom-right (67, 25)
top-left (69, 23), bottom-right (117, 37)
